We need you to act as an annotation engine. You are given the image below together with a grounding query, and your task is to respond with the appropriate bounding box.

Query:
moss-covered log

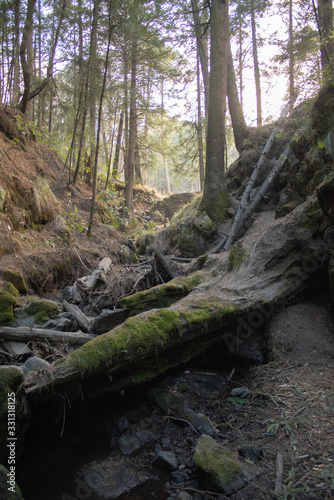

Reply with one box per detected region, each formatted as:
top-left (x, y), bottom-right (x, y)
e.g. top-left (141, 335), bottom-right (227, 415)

top-left (23, 191), bottom-right (329, 398)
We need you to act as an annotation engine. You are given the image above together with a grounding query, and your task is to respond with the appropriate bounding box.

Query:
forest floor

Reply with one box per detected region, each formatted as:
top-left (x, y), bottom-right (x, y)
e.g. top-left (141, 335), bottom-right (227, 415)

top-left (1, 131), bottom-right (334, 499)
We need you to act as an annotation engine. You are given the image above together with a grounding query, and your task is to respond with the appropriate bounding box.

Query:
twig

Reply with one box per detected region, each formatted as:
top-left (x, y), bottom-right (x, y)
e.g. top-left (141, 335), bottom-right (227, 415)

top-left (164, 415), bottom-right (200, 435)
top-left (275, 451), bottom-right (284, 495)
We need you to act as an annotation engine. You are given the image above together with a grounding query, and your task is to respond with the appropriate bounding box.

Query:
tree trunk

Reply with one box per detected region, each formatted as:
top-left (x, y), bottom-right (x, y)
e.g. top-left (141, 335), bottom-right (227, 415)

top-left (199, 0), bottom-right (229, 223)
top-left (19, 0), bottom-right (36, 115)
top-left (227, 39), bottom-right (248, 152)
top-left (288, 0), bottom-right (295, 103)
top-left (318, 0), bottom-right (334, 76)
top-left (89, 0), bottom-right (100, 162)
top-left (87, 1), bottom-right (112, 236)
top-left (0, 326), bottom-right (94, 346)
top-left (125, 41), bottom-right (137, 214)
top-left (112, 109), bottom-right (124, 178)
top-left (191, 0), bottom-right (210, 116)
top-left (12, 0), bottom-right (20, 105)
top-left (250, 0), bottom-right (262, 127)
top-left (196, 54), bottom-right (205, 190)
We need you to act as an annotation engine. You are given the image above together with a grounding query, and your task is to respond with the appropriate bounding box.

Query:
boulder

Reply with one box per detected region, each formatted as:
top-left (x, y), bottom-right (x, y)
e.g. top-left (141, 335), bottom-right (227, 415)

top-left (154, 451), bottom-right (179, 472)
top-left (194, 435), bottom-right (249, 494)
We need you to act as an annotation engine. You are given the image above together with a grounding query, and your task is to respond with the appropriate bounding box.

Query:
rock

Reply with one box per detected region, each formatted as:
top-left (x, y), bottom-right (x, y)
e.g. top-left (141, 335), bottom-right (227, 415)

top-left (21, 356), bottom-right (50, 374)
top-left (170, 470), bottom-right (191, 484)
top-left (136, 429), bottom-right (158, 444)
top-left (2, 341), bottom-right (32, 358)
top-left (0, 465), bottom-right (24, 499)
top-left (238, 445), bottom-right (264, 461)
top-left (194, 435), bottom-right (249, 494)
top-left (175, 492), bottom-right (192, 500)
top-left (80, 458), bottom-right (147, 499)
top-left (115, 416), bottom-right (130, 434)
top-left (21, 299), bottom-right (60, 324)
top-left (154, 451), bottom-right (179, 472)
top-left (0, 270), bottom-right (27, 294)
top-left (231, 387), bottom-right (252, 398)
top-left (117, 433), bottom-right (140, 455)
top-left (117, 429), bottom-right (157, 455)
top-left (42, 312), bottom-right (78, 331)
top-left (91, 309), bottom-right (130, 335)
top-left (0, 290), bottom-right (17, 325)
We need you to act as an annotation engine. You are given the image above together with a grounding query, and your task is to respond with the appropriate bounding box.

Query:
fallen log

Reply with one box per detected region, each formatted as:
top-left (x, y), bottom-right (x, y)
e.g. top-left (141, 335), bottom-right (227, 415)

top-left (0, 326), bottom-right (95, 345)
top-left (63, 300), bottom-right (92, 333)
top-left (22, 192), bottom-right (327, 397)
top-left (213, 88), bottom-right (299, 254)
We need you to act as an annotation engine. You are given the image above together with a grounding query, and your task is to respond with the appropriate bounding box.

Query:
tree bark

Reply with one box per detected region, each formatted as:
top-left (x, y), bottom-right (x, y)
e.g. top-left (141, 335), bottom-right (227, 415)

top-left (125, 40), bottom-right (137, 214)
top-left (0, 326), bottom-right (94, 345)
top-left (250, 0), bottom-right (262, 127)
top-left (19, 0), bottom-right (36, 115)
top-left (199, 0), bottom-right (229, 223)
top-left (227, 39), bottom-right (248, 152)
top-left (191, 0), bottom-right (210, 116)
top-left (196, 53), bottom-right (205, 190)
top-left (318, 0), bottom-right (334, 76)
top-left (112, 109), bottom-right (124, 178)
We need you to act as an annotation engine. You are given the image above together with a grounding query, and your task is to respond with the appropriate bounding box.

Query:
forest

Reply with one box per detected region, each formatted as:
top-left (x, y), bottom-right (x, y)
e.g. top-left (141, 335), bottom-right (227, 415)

top-left (1, 0), bottom-right (333, 212)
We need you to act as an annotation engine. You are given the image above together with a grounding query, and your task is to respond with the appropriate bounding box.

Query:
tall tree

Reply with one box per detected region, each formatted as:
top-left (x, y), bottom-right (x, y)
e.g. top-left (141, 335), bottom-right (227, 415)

top-left (317, 0), bottom-right (334, 76)
top-left (19, 0), bottom-right (36, 114)
top-left (200, 0), bottom-right (229, 223)
top-left (250, 0), bottom-right (262, 127)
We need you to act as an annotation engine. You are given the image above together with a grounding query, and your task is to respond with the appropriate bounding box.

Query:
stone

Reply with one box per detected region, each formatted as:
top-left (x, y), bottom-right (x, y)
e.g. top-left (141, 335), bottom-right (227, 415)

top-left (231, 387), bottom-right (252, 398)
top-left (42, 312), bottom-right (78, 331)
top-left (175, 492), bottom-right (192, 500)
top-left (117, 429), bottom-right (157, 455)
top-left (194, 435), bottom-right (249, 494)
top-left (0, 465), bottom-right (24, 500)
top-left (80, 458), bottom-right (146, 499)
top-left (2, 341), bottom-right (32, 358)
top-left (21, 356), bottom-right (50, 374)
top-left (154, 451), bottom-right (179, 472)
top-left (116, 433), bottom-right (140, 455)
top-left (238, 445), bottom-right (264, 461)
top-left (115, 416), bottom-right (130, 434)
top-left (136, 429), bottom-right (158, 444)
top-left (170, 470), bottom-right (190, 484)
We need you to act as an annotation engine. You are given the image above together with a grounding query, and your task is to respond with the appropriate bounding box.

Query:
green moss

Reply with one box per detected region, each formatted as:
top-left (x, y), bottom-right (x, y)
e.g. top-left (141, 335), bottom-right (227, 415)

top-left (0, 291), bottom-right (17, 325)
top-left (23, 299), bottom-right (60, 324)
top-left (0, 282), bottom-right (19, 297)
top-left (0, 367), bottom-right (23, 464)
top-left (180, 299), bottom-right (235, 327)
top-left (199, 191), bottom-right (230, 224)
top-left (119, 273), bottom-right (203, 313)
top-left (227, 243), bottom-right (247, 272)
top-left (58, 297), bottom-right (237, 377)
top-left (0, 271), bottom-right (27, 294)
top-left (64, 308), bottom-right (182, 374)
top-left (194, 435), bottom-right (243, 491)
